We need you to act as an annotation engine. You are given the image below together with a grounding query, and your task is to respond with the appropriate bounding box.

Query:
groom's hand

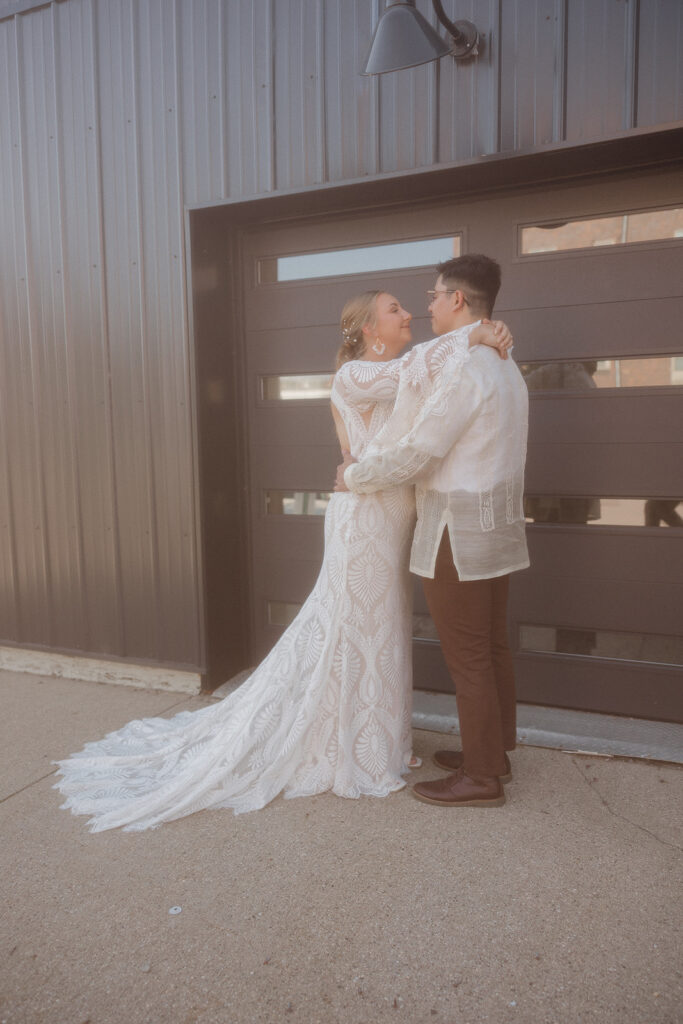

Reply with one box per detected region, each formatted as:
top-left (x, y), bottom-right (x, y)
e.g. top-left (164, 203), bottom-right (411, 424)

top-left (334, 450), bottom-right (357, 492)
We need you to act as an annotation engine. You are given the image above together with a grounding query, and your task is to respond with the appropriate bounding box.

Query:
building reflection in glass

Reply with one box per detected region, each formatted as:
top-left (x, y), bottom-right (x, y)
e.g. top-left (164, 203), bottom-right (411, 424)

top-left (520, 207), bottom-right (683, 255)
top-left (523, 497), bottom-right (682, 528)
top-left (266, 490), bottom-right (331, 516)
top-left (522, 359), bottom-right (681, 527)
top-left (520, 355), bottom-right (683, 391)
top-left (262, 374), bottom-right (333, 400)
top-left (519, 624), bottom-right (683, 667)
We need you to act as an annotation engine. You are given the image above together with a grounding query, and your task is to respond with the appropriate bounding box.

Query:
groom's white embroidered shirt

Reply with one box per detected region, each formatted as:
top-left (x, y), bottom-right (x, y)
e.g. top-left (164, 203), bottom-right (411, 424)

top-left (337, 324), bottom-right (530, 581)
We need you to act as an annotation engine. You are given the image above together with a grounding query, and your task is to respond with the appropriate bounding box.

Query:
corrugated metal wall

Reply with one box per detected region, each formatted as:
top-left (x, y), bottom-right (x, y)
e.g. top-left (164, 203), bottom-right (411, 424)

top-left (0, 0), bottom-right (681, 669)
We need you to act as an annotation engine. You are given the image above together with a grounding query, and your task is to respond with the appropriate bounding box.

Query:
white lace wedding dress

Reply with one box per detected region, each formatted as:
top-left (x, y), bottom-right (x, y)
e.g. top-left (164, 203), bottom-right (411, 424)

top-left (54, 359), bottom-right (416, 831)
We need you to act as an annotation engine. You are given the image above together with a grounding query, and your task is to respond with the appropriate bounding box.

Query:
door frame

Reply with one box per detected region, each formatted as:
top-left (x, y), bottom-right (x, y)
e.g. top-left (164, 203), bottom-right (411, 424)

top-left (186, 124), bottom-right (683, 691)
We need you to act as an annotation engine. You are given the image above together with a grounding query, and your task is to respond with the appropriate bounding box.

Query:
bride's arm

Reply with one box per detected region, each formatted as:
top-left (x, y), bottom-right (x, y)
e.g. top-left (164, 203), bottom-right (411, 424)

top-left (470, 319), bottom-right (513, 358)
top-left (330, 403), bottom-right (351, 454)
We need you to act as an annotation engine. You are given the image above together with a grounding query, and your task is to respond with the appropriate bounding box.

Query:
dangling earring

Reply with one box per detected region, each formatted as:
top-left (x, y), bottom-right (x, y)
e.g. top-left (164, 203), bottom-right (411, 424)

top-left (372, 336), bottom-right (386, 355)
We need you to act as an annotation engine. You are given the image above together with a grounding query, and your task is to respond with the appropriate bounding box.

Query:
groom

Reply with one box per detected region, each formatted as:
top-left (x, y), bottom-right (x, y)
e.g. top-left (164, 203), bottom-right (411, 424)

top-left (335, 254), bottom-right (529, 808)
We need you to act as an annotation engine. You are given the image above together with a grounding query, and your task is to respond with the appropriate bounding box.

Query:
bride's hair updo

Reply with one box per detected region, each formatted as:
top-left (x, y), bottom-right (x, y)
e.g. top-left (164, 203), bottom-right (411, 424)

top-left (336, 290), bottom-right (382, 369)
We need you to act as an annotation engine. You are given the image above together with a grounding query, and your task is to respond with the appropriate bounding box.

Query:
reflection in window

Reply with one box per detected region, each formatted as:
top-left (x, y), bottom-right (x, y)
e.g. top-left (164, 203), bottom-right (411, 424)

top-left (261, 373), bottom-right (333, 400)
top-left (267, 601), bottom-right (301, 627)
top-left (520, 207), bottom-right (683, 255)
top-left (520, 355), bottom-right (683, 390)
top-left (413, 614), bottom-right (440, 641)
top-left (259, 236), bottom-right (461, 283)
top-left (266, 491), bottom-right (331, 516)
top-left (519, 624), bottom-right (683, 667)
top-left (524, 497), bottom-right (683, 527)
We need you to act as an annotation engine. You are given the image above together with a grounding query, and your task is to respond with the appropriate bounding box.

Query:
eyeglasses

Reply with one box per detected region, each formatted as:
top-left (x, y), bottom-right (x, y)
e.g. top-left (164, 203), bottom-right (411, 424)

top-left (427, 288), bottom-right (470, 304)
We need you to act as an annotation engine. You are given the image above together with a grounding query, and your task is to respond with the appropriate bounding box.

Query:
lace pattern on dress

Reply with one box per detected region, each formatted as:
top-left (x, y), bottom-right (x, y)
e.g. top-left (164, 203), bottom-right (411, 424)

top-left (54, 357), bottom-right (416, 830)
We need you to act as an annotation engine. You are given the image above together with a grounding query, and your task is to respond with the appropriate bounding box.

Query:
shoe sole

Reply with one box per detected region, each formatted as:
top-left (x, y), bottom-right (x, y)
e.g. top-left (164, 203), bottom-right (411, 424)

top-left (432, 754), bottom-right (512, 784)
top-left (412, 789), bottom-right (506, 808)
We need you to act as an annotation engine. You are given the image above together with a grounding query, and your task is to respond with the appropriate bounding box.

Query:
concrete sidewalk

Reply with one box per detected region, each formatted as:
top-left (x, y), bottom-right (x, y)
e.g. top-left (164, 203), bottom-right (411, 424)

top-left (1, 669), bottom-right (681, 1024)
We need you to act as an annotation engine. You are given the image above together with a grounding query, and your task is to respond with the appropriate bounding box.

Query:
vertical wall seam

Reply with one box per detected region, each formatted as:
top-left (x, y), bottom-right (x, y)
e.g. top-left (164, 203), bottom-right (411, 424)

top-left (1, 22), bottom-right (24, 636)
top-left (90, 0), bottom-right (125, 652)
top-left (129, 0), bottom-right (162, 659)
top-left (628, 0), bottom-right (640, 130)
top-left (51, 0), bottom-right (90, 645)
top-left (372, 0), bottom-right (380, 174)
top-left (0, 375), bottom-right (20, 634)
top-left (494, 0), bottom-right (503, 154)
top-left (218, 0), bottom-right (228, 198)
top-left (556, 0), bottom-right (568, 142)
top-left (14, 11), bottom-right (54, 644)
top-left (431, 57), bottom-right (439, 165)
top-left (316, 0), bottom-right (326, 184)
top-left (173, 0), bottom-right (205, 670)
top-left (268, 0), bottom-right (276, 191)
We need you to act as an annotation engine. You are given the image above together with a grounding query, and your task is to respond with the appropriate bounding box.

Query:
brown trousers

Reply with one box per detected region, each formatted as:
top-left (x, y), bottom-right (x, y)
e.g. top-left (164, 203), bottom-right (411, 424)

top-left (422, 531), bottom-right (516, 778)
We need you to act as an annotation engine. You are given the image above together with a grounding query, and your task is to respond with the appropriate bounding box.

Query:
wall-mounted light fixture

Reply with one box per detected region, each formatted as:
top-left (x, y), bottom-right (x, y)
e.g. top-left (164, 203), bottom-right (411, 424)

top-left (363, 0), bottom-right (481, 75)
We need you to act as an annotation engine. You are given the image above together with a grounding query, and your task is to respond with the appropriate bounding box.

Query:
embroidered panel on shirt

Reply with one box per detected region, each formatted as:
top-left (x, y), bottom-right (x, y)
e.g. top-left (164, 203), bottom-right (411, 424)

top-left (479, 490), bottom-right (494, 531)
top-left (505, 478), bottom-right (516, 524)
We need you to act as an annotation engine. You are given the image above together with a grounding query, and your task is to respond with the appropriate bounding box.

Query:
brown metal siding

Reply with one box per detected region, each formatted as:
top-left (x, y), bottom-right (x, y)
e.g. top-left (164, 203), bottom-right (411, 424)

top-left (637, 0), bottom-right (683, 127)
top-left (0, 0), bottom-right (202, 666)
top-left (0, 0), bottom-right (681, 671)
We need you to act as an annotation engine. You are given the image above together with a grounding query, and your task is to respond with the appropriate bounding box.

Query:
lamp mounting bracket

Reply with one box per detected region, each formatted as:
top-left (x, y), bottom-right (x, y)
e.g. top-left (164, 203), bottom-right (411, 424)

top-left (431, 0), bottom-right (481, 60)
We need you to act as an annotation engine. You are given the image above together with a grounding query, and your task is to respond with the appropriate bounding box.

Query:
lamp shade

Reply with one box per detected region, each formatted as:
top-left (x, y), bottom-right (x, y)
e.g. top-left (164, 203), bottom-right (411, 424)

top-left (362, 0), bottom-right (451, 75)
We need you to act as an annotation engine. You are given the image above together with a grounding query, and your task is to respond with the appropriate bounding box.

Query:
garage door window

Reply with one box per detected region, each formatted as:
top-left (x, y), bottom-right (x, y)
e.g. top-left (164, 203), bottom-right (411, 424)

top-left (259, 235), bottom-right (461, 283)
top-left (520, 206), bottom-right (683, 255)
top-left (521, 355), bottom-right (683, 390)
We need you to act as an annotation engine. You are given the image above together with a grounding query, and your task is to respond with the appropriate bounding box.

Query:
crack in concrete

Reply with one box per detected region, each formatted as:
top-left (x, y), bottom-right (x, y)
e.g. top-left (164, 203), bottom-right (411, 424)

top-left (0, 696), bottom-right (198, 807)
top-left (571, 758), bottom-right (682, 853)
top-left (0, 767), bottom-right (58, 805)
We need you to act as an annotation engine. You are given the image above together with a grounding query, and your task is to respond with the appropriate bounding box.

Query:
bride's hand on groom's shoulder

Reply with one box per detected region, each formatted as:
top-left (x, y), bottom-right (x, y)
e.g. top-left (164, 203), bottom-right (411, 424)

top-left (334, 450), bottom-right (356, 492)
top-left (476, 318), bottom-right (513, 359)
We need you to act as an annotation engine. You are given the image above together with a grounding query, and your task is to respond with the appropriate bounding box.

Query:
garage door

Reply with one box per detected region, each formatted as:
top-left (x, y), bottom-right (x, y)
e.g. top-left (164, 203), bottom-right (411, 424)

top-left (240, 167), bottom-right (683, 723)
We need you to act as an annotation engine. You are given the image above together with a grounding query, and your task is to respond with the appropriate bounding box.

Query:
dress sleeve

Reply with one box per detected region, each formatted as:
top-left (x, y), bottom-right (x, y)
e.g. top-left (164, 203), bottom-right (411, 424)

top-left (344, 326), bottom-right (480, 493)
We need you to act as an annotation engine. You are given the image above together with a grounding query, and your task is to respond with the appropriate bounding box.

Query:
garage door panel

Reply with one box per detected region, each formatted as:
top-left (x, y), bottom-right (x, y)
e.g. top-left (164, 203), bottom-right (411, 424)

top-left (252, 446), bottom-right (338, 489)
top-left (510, 574), bottom-right (682, 635)
top-left (243, 168), bottom-right (683, 720)
top-left (253, 521), bottom-right (326, 565)
top-left (502, 248), bottom-right (683, 308)
top-left (246, 326), bottom-right (339, 372)
top-left (246, 314), bottom-right (435, 372)
top-left (413, 642), bottom-right (450, 692)
top-left (525, 529), bottom-right (683, 584)
top-left (528, 393), bottom-right (682, 444)
top-left (515, 655), bottom-right (680, 721)
top-left (525, 442), bottom-right (683, 494)
top-left (501, 296), bottom-right (683, 362)
top-left (251, 408), bottom-right (338, 449)
top-left (244, 205), bottom-right (464, 264)
top-left (255, 556), bottom-right (322, 604)
top-left (244, 271), bottom-right (439, 332)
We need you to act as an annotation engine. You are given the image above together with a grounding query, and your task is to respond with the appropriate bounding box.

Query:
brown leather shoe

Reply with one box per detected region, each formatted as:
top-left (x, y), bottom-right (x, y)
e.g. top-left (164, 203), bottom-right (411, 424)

top-left (433, 749), bottom-right (512, 783)
top-left (412, 770), bottom-right (505, 807)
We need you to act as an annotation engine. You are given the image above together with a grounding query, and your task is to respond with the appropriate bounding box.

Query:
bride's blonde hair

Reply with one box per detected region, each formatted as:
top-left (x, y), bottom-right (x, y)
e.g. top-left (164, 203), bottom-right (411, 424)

top-left (336, 291), bottom-right (381, 369)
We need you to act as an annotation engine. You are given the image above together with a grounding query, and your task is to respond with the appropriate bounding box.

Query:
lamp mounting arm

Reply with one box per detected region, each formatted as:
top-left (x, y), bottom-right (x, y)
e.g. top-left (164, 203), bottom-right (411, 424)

top-left (431, 0), bottom-right (481, 59)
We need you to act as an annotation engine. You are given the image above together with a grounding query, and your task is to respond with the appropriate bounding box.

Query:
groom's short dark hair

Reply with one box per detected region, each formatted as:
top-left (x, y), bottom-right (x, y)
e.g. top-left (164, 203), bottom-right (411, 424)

top-left (436, 254), bottom-right (501, 317)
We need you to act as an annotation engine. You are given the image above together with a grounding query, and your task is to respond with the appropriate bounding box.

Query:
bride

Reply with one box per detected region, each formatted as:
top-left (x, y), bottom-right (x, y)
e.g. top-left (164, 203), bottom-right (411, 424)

top-left (54, 291), bottom-right (510, 831)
